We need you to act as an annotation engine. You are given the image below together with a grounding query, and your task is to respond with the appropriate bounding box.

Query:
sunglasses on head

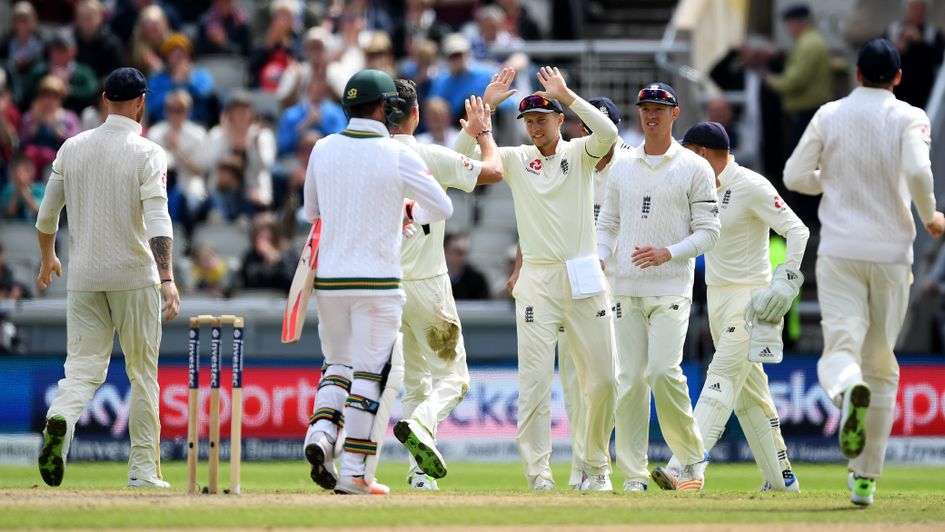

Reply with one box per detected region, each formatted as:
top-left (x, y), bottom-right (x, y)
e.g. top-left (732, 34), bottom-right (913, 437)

top-left (518, 94), bottom-right (557, 113)
top-left (638, 88), bottom-right (677, 106)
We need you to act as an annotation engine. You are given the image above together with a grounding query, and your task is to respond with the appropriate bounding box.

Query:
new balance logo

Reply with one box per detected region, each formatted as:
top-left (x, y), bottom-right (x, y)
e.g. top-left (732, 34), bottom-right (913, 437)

top-left (670, 304), bottom-right (679, 310)
top-left (524, 306), bottom-right (534, 323)
top-left (786, 271), bottom-right (798, 281)
top-left (708, 382), bottom-right (722, 392)
top-left (641, 195), bottom-right (651, 217)
top-left (560, 158), bottom-right (569, 175)
top-left (596, 309), bottom-right (606, 318)
top-left (726, 326), bottom-right (736, 333)
top-left (722, 189), bottom-right (732, 205)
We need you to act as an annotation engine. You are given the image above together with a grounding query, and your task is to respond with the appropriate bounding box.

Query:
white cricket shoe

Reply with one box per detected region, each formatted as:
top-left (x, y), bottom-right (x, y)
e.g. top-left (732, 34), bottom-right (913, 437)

top-left (623, 480), bottom-right (648, 492)
top-left (760, 469), bottom-right (801, 493)
top-left (580, 474), bottom-right (613, 491)
top-left (128, 476), bottom-right (171, 488)
top-left (304, 429), bottom-right (338, 490)
top-left (651, 464), bottom-right (704, 492)
top-left (409, 473), bottom-right (439, 491)
top-left (532, 477), bottom-right (555, 491)
top-left (334, 475), bottom-right (390, 495)
top-left (569, 470), bottom-right (587, 490)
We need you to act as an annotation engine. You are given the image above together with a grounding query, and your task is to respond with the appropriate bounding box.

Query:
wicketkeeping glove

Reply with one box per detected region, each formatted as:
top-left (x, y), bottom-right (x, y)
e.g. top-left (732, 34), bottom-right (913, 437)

top-left (744, 305), bottom-right (784, 364)
top-left (750, 264), bottom-right (803, 323)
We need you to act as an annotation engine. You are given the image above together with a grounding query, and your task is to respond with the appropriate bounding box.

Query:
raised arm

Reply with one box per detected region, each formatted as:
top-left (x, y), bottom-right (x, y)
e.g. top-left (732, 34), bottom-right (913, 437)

top-left (459, 96), bottom-right (503, 184)
top-left (534, 66), bottom-right (618, 160)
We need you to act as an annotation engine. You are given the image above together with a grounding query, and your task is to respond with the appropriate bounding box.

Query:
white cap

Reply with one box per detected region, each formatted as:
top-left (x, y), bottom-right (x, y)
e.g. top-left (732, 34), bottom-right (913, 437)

top-left (442, 33), bottom-right (471, 56)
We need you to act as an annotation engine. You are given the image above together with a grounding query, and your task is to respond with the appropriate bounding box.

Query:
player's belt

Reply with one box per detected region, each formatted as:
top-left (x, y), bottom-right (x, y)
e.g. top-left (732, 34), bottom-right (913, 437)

top-left (313, 277), bottom-right (401, 290)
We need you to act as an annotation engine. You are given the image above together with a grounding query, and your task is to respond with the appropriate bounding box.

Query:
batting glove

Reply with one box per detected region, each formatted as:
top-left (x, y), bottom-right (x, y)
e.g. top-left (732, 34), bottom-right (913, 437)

top-left (750, 264), bottom-right (804, 323)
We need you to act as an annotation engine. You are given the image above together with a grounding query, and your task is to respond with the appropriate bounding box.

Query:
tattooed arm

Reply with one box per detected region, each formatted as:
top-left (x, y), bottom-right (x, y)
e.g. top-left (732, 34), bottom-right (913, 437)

top-left (144, 192), bottom-right (179, 320)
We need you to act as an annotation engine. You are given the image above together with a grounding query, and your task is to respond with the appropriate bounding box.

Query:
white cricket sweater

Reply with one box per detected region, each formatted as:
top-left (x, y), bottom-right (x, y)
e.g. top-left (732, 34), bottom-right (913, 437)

top-left (303, 118), bottom-right (453, 295)
top-left (36, 115), bottom-right (169, 291)
top-left (783, 87), bottom-right (937, 264)
top-left (707, 159), bottom-right (809, 287)
top-left (597, 140), bottom-right (720, 298)
top-left (395, 134), bottom-right (481, 281)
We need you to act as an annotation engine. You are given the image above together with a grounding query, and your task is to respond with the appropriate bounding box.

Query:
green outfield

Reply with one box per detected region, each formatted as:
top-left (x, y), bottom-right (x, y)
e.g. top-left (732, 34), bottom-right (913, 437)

top-left (0, 462), bottom-right (943, 529)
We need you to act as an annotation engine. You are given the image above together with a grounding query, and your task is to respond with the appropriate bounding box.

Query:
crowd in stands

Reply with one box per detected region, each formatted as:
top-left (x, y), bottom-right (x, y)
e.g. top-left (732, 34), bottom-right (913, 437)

top-left (0, 0), bottom-right (548, 302)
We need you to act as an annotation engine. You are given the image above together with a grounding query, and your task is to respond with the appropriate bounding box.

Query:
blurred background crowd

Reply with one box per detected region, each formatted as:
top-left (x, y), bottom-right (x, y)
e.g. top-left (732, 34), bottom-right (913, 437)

top-left (1, 0), bottom-right (945, 352)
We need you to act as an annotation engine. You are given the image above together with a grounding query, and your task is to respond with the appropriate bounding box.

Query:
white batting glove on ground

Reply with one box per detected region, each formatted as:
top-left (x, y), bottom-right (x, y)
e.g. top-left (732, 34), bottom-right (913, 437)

top-left (750, 264), bottom-right (803, 323)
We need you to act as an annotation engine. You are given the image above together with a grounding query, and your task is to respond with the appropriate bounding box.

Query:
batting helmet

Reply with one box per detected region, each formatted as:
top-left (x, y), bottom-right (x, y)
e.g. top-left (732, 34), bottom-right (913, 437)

top-left (341, 69), bottom-right (404, 124)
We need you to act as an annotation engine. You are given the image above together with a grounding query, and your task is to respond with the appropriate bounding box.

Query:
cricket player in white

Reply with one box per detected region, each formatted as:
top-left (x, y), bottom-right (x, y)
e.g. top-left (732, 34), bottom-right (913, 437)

top-left (784, 39), bottom-right (944, 506)
top-left (301, 69), bottom-right (453, 495)
top-left (597, 83), bottom-right (719, 492)
top-left (657, 121), bottom-right (809, 492)
top-left (553, 96), bottom-right (634, 490)
top-left (35, 67), bottom-right (181, 488)
top-left (388, 79), bottom-right (504, 490)
top-left (460, 67), bottom-right (619, 490)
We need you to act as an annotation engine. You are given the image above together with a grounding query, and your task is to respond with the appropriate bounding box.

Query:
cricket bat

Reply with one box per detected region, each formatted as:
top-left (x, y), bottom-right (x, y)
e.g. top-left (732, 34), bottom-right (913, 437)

top-left (281, 218), bottom-right (322, 343)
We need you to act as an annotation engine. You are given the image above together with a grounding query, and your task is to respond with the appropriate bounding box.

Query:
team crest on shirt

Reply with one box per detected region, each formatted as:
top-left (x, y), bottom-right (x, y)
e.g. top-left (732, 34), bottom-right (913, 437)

top-left (641, 195), bottom-right (651, 218)
top-left (721, 189), bottom-right (732, 206)
top-left (461, 155), bottom-right (475, 172)
top-left (524, 305), bottom-right (535, 323)
top-left (773, 195), bottom-right (786, 212)
top-left (560, 158), bottom-right (569, 175)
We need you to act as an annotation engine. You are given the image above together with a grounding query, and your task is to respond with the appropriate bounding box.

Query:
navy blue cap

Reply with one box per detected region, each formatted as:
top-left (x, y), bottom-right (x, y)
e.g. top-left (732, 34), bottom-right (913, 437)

top-left (781, 4), bottom-right (811, 20)
top-left (104, 67), bottom-right (150, 102)
top-left (857, 38), bottom-right (901, 83)
top-left (681, 121), bottom-right (730, 151)
top-left (588, 97), bottom-right (621, 126)
top-left (636, 82), bottom-right (678, 107)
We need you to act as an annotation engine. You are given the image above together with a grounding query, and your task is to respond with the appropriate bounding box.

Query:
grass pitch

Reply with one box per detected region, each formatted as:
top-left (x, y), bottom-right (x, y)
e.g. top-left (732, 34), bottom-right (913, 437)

top-left (0, 462), bottom-right (943, 529)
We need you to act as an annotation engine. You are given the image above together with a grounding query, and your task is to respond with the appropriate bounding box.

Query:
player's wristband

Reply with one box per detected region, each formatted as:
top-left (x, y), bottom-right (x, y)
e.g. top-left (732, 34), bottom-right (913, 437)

top-left (161, 278), bottom-right (175, 284)
top-left (475, 129), bottom-right (492, 139)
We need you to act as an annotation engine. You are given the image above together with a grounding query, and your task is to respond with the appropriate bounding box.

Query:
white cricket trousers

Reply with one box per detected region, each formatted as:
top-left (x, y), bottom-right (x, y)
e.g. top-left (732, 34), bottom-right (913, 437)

top-left (401, 274), bottom-right (470, 474)
top-left (312, 293), bottom-right (403, 477)
top-left (558, 329), bottom-right (587, 486)
top-left (816, 256), bottom-right (910, 479)
top-left (688, 285), bottom-right (793, 487)
top-left (46, 286), bottom-right (164, 480)
top-left (513, 262), bottom-right (617, 488)
top-left (614, 295), bottom-right (705, 483)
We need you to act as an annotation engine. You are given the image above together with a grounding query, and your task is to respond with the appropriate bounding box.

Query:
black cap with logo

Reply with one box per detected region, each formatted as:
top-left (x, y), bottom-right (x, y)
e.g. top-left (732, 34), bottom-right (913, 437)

top-left (104, 67), bottom-right (151, 102)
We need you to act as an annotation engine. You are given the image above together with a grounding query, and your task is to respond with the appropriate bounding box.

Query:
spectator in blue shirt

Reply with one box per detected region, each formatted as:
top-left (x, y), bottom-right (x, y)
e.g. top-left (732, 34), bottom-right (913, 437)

top-left (146, 33), bottom-right (217, 125)
top-left (429, 33), bottom-right (498, 120)
top-left (275, 76), bottom-right (345, 155)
